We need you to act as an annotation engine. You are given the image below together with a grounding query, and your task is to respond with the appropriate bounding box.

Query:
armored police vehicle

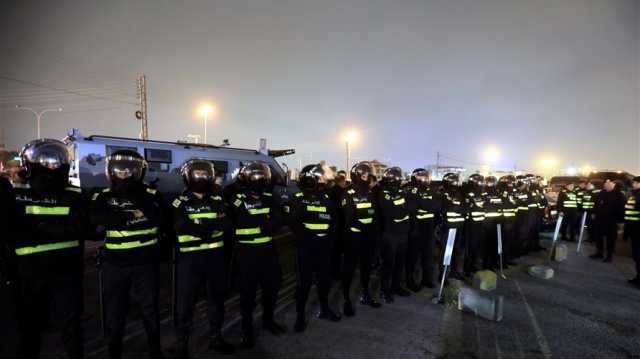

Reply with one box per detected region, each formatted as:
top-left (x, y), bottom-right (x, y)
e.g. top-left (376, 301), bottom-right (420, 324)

top-left (62, 128), bottom-right (295, 197)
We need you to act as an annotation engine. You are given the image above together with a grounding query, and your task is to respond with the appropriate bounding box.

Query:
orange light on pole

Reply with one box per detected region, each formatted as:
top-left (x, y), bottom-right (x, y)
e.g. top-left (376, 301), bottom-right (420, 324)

top-left (199, 103), bottom-right (217, 144)
top-left (342, 129), bottom-right (359, 179)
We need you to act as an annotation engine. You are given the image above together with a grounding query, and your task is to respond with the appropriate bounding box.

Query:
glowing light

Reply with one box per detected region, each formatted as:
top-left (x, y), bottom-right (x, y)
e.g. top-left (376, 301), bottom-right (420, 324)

top-left (343, 129), bottom-right (359, 144)
top-left (199, 104), bottom-right (217, 117)
top-left (482, 146), bottom-right (500, 163)
top-left (566, 167), bottom-right (577, 176)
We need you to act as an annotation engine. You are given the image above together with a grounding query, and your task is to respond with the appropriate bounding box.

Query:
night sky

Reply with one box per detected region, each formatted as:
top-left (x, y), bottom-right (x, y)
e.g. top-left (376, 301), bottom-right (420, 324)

top-left (1, 0), bottom-right (638, 174)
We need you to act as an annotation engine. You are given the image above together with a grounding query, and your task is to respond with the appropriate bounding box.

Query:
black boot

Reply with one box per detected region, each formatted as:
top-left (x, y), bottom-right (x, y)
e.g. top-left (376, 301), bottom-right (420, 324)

top-left (360, 292), bottom-right (382, 308)
top-left (394, 287), bottom-right (412, 297)
top-left (407, 280), bottom-right (421, 293)
top-left (263, 319), bottom-right (287, 335)
top-left (343, 300), bottom-right (355, 317)
top-left (381, 290), bottom-right (394, 303)
top-left (589, 253), bottom-right (603, 259)
top-left (294, 314), bottom-right (307, 333)
top-left (209, 334), bottom-right (235, 355)
top-left (241, 331), bottom-right (255, 349)
top-left (318, 307), bottom-right (341, 322)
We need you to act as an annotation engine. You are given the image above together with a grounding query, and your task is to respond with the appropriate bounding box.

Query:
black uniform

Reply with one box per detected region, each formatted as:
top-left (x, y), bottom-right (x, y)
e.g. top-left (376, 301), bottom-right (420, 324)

top-left (405, 183), bottom-right (441, 288)
top-left (328, 184), bottom-right (346, 280)
top-left (172, 191), bottom-right (231, 348)
top-left (558, 188), bottom-right (579, 242)
top-left (482, 188), bottom-right (503, 269)
top-left (90, 184), bottom-right (165, 359)
top-left (440, 188), bottom-right (467, 277)
top-left (500, 187), bottom-right (518, 263)
top-left (580, 188), bottom-right (598, 242)
top-left (514, 189), bottom-right (532, 256)
top-left (593, 188), bottom-right (626, 260)
top-left (530, 187), bottom-right (547, 250)
top-left (0, 176), bottom-right (17, 359)
top-left (228, 188), bottom-right (283, 337)
top-left (624, 189), bottom-right (640, 277)
top-left (463, 190), bottom-right (485, 274)
top-left (377, 186), bottom-right (411, 297)
top-left (287, 189), bottom-right (337, 319)
top-left (341, 183), bottom-right (378, 304)
top-left (11, 181), bottom-right (86, 359)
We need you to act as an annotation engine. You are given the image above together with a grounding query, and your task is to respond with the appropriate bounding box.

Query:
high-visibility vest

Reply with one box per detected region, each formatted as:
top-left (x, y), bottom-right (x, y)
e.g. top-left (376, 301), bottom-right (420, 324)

top-left (173, 193), bottom-right (227, 253)
top-left (343, 187), bottom-right (376, 233)
top-left (625, 192), bottom-right (640, 222)
top-left (291, 191), bottom-right (333, 238)
top-left (232, 191), bottom-right (276, 244)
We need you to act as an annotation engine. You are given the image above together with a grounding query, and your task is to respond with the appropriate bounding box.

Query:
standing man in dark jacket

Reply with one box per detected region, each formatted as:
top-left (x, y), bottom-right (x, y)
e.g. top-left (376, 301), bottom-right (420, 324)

top-left (558, 183), bottom-right (579, 242)
top-left (10, 139), bottom-right (87, 359)
top-left (405, 168), bottom-right (441, 291)
top-left (171, 159), bottom-right (235, 358)
top-left (90, 150), bottom-right (165, 359)
top-left (463, 174), bottom-right (486, 275)
top-left (624, 177), bottom-right (640, 286)
top-left (440, 173), bottom-right (467, 280)
top-left (341, 162), bottom-right (381, 316)
top-left (329, 171), bottom-right (348, 280)
top-left (376, 167), bottom-right (412, 303)
top-left (227, 162), bottom-right (286, 348)
top-left (591, 179), bottom-right (626, 262)
top-left (287, 164), bottom-right (341, 332)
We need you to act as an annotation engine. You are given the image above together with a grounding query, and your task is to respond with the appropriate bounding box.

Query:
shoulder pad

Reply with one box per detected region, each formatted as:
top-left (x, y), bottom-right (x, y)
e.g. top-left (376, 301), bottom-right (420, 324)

top-left (65, 186), bottom-right (82, 193)
top-left (294, 192), bottom-right (304, 198)
top-left (102, 188), bottom-right (111, 193)
top-left (411, 188), bottom-right (418, 194)
top-left (385, 194), bottom-right (391, 200)
top-left (233, 199), bottom-right (243, 207)
top-left (146, 188), bottom-right (157, 195)
top-left (210, 195), bottom-right (223, 201)
top-left (341, 198), bottom-right (347, 206)
top-left (172, 198), bottom-right (182, 208)
top-left (324, 194), bottom-right (329, 199)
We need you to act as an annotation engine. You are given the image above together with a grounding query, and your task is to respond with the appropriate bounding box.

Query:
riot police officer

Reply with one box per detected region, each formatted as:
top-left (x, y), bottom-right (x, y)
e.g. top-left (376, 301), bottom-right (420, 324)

top-left (527, 174), bottom-right (546, 251)
top-left (463, 174), bottom-right (486, 275)
top-left (498, 175), bottom-right (518, 265)
top-left (440, 173), bottom-right (467, 280)
top-left (514, 175), bottom-right (532, 256)
top-left (287, 164), bottom-right (341, 333)
top-left (171, 159), bottom-right (234, 358)
top-left (405, 168), bottom-right (441, 291)
top-left (11, 139), bottom-right (86, 359)
top-left (482, 176), bottom-right (503, 269)
top-left (376, 167), bottom-right (411, 303)
top-left (558, 182), bottom-right (579, 242)
top-left (90, 150), bottom-right (165, 359)
top-left (625, 177), bottom-right (640, 286)
top-left (341, 162), bottom-right (381, 316)
top-left (227, 161), bottom-right (285, 348)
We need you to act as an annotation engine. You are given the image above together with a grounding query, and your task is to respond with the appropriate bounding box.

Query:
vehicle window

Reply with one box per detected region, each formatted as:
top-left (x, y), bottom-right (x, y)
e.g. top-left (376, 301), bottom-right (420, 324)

top-left (106, 145), bottom-right (138, 156)
top-left (144, 148), bottom-right (172, 163)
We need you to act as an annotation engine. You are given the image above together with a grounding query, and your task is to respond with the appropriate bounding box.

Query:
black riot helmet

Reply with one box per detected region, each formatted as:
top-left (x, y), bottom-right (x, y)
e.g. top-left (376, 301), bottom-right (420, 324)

top-left (350, 161), bottom-right (374, 187)
top-left (180, 158), bottom-right (215, 193)
top-left (498, 175), bottom-right (516, 191)
top-left (239, 161), bottom-right (272, 193)
top-left (299, 163), bottom-right (329, 191)
top-left (381, 166), bottom-right (403, 189)
top-left (411, 168), bottom-right (430, 186)
top-left (442, 172), bottom-right (460, 189)
top-left (106, 150), bottom-right (147, 193)
top-left (467, 173), bottom-right (484, 188)
top-left (485, 176), bottom-right (498, 188)
top-left (515, 175), bottom-right (528, 189)
top-left (20, 138), bottom-right (71, 191)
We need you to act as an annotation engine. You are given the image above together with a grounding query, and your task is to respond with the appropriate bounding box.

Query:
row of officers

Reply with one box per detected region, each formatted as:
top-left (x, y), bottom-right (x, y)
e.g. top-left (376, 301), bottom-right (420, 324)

top-left (1, 138), bottom-right (639, 359)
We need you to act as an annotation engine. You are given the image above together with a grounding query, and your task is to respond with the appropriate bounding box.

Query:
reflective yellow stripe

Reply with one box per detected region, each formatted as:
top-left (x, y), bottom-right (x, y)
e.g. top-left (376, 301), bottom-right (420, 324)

top-left (178, 235), bottom-right (201, 243)
top-left (106, 238), bottom-right (158, 250)
top-left (106, 227), bottom-right (158, 238)
top-left (447, 212), bottom-right (461, 217)
top-left (238, 236), bottom-right (272, 244)
top-left (304, 223), bottom-right (330, 230)
top-left (503, 213), bottom-right (516, 217)
top-left (447, 218), bottom-right (465, 223)
top-left (350, 227), bottom-right (362, 232)
top-left (359, 218), bottom-right (373, 224)
top-left (393, 215), bottom-right (409, 223)
top-left (179, 241), bottom-right (224, 252)
top-left (416, 213), bottom-right (435, 219)
top-left (518, 207), bottom-right (529, 211)
top-left (471, 212), bottom-right (484, 216)
top-left (235, 228), bottom-right (261, 235)
top-left (188, 212), bottom-right (218, 219)
top-left (625, 216), bottom-right (640, 221)
top-left (248, 208), bottom-right (270, 215)
top-left (528, 204), bottom-right (538, 208)
top-left (485, 212), bottom-right (502, 217)
top-left (306, 205), bottom-right (327, 213)
top-left (356, 202), bottom-right (372, 209)
top-left (25, 206), bottom-right (70, 216)
top-left (472, 217), bottom-right (485, 222)
top-left (15, 240), bottom-right (79, 256)
top-left (393, 198), bottom-right (405, 206)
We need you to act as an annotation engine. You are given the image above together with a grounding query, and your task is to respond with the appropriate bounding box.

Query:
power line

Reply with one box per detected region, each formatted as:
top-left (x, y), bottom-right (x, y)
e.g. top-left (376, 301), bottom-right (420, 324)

top-left (0, 75), bottom-right (138, 106)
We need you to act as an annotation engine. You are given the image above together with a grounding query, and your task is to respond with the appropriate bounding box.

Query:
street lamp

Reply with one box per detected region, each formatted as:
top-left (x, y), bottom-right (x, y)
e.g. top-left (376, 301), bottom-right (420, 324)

top-left (482, 146), bottom-right (500, 164)
top-left (15, 105), bottom-right (63, 139)
top-left (199, 104), bottom-right (217, 144)
top-left (343, 129), bottom-right (359, 180)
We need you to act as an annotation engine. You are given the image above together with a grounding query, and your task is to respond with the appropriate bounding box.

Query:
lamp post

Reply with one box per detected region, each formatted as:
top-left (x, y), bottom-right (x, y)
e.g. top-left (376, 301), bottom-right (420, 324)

top-left (15, 105), bottom-right (63, 139)
top-left (343, 129), bottom-right (359, 180)
top-left (199, 104), bottom-right (216, 144)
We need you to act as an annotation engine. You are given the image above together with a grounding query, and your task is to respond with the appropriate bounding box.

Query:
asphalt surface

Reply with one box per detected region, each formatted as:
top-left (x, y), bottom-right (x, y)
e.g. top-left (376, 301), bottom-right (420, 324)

top-left (10, 234), bottom-right (640, 359)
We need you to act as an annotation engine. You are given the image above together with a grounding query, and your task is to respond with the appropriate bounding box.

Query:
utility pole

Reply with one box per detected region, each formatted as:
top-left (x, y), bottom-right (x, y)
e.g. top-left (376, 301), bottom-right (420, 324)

top-left (436, 151), bottom-right (441, 178)
top-left (136, 74), bottom-right (149, 141)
